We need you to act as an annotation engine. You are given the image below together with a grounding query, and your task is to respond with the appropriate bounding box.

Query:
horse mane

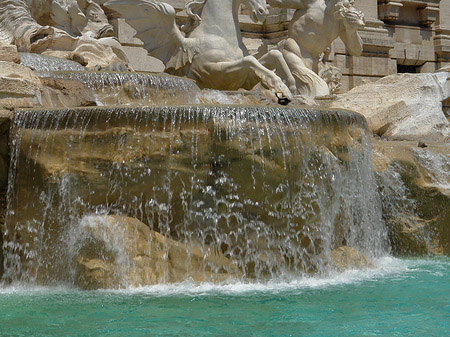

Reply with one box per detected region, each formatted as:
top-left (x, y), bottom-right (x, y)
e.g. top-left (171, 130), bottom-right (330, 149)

top-left (181, 0), bottom-right (208, 34)
top-left (328, 0), bottom-right (364, 27)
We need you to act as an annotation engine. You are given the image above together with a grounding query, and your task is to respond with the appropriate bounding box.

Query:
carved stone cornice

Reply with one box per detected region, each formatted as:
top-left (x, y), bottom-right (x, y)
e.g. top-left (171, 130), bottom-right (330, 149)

top-left (378, 1), bottom-right (403, 23)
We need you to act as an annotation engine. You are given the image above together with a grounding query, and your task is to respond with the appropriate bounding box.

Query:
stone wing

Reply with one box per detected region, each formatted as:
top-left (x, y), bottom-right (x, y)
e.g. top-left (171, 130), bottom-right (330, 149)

top-left (104, 0), bottom-right (191, 64)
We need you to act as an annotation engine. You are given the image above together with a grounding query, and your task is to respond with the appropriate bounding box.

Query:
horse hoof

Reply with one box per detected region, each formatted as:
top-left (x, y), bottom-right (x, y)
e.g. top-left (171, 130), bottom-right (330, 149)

top-left (276, 93), bottom-right (291, 106)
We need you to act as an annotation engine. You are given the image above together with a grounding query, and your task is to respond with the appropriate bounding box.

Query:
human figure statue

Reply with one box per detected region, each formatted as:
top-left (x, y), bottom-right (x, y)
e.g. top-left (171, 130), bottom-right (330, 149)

top-left (268, 0), bottom-right (365, 97)
top-left (105, 0), bottom-right (296, 102)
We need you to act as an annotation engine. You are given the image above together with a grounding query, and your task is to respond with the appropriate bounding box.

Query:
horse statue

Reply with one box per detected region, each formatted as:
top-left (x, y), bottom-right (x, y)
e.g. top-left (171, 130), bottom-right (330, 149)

top-left (268, 0), bottom-right (365, 97)
top-left (104, 0), bottom-right (296, 102)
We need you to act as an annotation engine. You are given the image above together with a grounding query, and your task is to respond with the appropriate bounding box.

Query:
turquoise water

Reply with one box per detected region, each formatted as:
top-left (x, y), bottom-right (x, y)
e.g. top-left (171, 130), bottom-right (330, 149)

top-left (1, 258), bottom-right (449, 336)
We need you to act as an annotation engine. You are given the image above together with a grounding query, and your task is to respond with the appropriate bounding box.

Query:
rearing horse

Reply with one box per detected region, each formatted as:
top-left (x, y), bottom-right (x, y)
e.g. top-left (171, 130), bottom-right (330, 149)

top-left (268, 0), bottom-right (365, 97)
top-left (105, 0), bottom-right (296, 101)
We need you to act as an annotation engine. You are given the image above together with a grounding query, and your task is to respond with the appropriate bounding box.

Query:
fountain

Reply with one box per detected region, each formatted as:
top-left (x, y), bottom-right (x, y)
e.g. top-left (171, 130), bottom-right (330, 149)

top-left (2, 104), bottom-right (389, 288)
top-left (0, 0), bottom-right (448, 291)
top-left (1, 2), bottom-right (450, 336)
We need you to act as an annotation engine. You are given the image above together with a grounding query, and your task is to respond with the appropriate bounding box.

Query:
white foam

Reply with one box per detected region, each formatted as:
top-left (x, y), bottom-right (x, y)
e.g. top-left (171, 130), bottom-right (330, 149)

top-left (106, 256), bottom-right (410, 297)
top-left (1, 257), bottom-right (446, 296)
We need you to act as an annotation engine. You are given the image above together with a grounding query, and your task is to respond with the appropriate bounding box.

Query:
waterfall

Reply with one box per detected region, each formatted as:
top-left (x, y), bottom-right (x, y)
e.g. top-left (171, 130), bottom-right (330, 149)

top-left (1, 105), bottom-right (389, 287)
top-left (19, 53), bottom-right (87, 73)
top-left (37, 71), bottom-right (201, 106)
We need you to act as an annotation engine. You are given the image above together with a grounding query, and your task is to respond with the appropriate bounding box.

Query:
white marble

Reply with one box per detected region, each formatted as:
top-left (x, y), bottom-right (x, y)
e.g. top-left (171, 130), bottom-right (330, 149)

top-left (105, 0), bottom-right (295, 100)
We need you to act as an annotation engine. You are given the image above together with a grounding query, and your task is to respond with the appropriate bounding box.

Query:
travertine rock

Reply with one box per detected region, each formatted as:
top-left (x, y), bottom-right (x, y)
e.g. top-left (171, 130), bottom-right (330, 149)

top-left (329, 72), bottom-right (450, 141)
top-left (0, 60), bottom-right (97, 109)
top-left (373, 140), bottom-right (450, 255)
top-left (74, 215), bottom-right (239, 289)
top-left (40, 78), bottom-right (97, 107)
top-left (0, 43), bottom-right (20, 63)
top-left (0, 61), bottom-right (43, 109)
top-left (330, 246), bottom-right (371, 272)
top-left (31, 33), bottom-right (127, 69)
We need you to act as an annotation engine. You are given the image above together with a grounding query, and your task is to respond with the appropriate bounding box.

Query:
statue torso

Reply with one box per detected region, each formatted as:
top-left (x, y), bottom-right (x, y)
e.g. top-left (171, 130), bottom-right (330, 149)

top-left (287, 2), bottom-right (338, 57)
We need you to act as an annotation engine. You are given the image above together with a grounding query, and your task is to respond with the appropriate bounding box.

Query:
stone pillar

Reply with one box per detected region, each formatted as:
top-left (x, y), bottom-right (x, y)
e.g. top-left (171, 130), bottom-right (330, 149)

top-left (435, 0), bottom-right (450, 67)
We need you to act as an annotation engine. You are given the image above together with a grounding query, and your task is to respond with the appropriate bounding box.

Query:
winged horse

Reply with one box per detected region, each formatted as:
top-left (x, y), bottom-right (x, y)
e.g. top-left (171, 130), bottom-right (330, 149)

top-left (104, 0), bottom-right (296, 102)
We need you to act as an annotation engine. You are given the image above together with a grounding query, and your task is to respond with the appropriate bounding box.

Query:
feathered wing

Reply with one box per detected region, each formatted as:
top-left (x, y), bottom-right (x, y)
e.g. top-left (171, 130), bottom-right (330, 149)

top-left (104, 0), bottom-right (197, 66)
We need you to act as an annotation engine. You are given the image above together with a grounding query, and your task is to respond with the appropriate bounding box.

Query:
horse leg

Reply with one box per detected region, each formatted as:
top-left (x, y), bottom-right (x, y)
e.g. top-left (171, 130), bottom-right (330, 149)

top-left (257, 50), bottom-right (296, 94)
top-left (215, 56), bottom-right (293, 100)
top-left (282, 49), bottom-right (329, 98)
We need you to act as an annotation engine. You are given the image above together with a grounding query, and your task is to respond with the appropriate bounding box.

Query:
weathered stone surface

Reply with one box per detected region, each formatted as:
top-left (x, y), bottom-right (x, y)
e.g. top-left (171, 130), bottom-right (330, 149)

top-left (5, 106), bottom-right (378, 285)
top-left (330, 246), bottom-right (371, 272)
top-left (40, 78), bottom-right (96, 108)
top-left (373, 140), bottom-right (450, 255)
top-left (0, 61), bottom-right (98, 110)
top-left (32, 34), bottom-right (127, 69)
top-left (0, 61), bottom-right (43, 110)
top-left (0, 43), bottom-right (20, 63)
top-left (74, 215), bottom-right (239, 289)
top-left (329, 72), bottom-right (450, 141)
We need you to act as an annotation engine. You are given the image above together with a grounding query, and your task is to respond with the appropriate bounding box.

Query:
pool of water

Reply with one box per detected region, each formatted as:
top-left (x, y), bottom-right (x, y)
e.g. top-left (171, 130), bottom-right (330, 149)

top-left (1, 257), bottom-right (449, 336)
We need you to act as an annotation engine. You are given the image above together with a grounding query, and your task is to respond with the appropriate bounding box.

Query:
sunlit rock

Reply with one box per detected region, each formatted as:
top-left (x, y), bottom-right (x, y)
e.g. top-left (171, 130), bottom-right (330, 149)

top-left (73, 215), bottom-right (240, 289)
top-left (0, 61), bottom-right (43, 110)
top-left (40, 77), bottom-right (97, 108)
top-left (329, 72), bottom-right (450, 141)
top-left (0, 43), bottom-right (20, 63)
top-left (330, 246), bottom-right (371, 272)
top-left (373, 140), bottom-right (450, 255)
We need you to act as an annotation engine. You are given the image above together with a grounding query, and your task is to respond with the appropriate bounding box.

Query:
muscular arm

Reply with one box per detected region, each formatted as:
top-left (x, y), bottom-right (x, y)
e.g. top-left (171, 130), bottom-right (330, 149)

top-left (267, 0), bottom-right (311, 9)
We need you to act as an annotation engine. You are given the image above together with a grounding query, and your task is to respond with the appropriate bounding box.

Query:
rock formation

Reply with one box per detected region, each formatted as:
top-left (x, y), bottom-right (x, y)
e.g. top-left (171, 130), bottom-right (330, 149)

top-left (328, 72), bottom-right (450, 142)
top-left (74, 215), bottom-right (240, 289)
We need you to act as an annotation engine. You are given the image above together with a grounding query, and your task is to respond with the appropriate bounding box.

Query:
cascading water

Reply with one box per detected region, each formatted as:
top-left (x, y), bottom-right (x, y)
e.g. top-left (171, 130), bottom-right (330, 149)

top-left (1, 105), bottom-right (389, 287)
top-left (19, 53), bottom-right (87, 73)
top-left (19, 53), bottom-right (201, 106)
top-left (37, 71), bottom-right (201, 106)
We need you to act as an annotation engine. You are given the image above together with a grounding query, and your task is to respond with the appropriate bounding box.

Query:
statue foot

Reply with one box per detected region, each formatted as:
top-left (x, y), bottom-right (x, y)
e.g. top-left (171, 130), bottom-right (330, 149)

top-left (276, 93), bottom-right (291, 106)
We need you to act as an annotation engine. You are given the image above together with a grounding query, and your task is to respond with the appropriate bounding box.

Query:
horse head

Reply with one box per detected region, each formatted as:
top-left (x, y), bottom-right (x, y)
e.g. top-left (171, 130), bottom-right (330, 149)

top-left (243, 0), bottom-right (269, 23)
top-left (330, 0), bottom-right (365, 56)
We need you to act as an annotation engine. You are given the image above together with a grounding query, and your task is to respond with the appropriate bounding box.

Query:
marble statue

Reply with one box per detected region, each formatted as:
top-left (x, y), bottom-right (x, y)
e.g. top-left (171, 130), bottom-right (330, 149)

top-left (0, 0), bottom-right (128, 68)
top-left (268, 0), bottom-right (365, 97)
top-left (104, 0), bottom-right (295, 102)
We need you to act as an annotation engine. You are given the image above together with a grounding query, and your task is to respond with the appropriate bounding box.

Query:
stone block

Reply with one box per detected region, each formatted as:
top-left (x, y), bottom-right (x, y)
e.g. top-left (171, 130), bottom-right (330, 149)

top-left (0, 43), bottom-right (20, 63)
top-left (332, 54), bottom-right (396, 77)
top-left (339, 74), bottom-right (381, 92)
top-left (0, 61), bottom-right (42, 97)
top-left (420, 62), bottom-right (438, 73)
top-left (390, 44), bottom-right (435, 65)
top-left (121, 46), bottom-right (165, 72)
top-left (378, 2), bottom-right (403, 23)
top-left (418, 6), bottom-right (439, 26)
top-left (110, 18), bottom-right (144, 47)
top-left (330, 72), bottom-right (450, 141)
